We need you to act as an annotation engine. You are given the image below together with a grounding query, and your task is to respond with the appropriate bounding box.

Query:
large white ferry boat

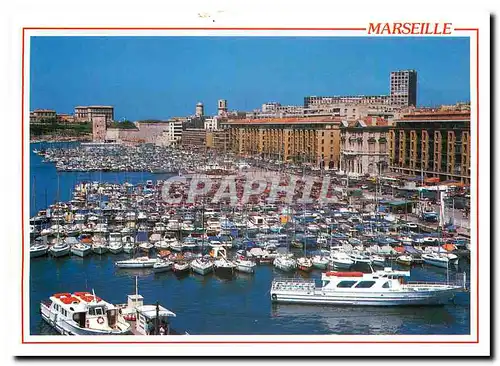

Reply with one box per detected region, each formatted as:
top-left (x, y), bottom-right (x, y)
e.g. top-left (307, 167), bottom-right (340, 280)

top-left (270, 268), bottom-right (466, 306)
top-left (40, 291), bottom-right (132, 335)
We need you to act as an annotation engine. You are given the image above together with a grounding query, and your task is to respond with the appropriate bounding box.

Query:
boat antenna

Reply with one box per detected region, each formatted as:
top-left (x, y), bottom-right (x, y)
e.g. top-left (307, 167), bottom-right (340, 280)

top-left (92, 288), bottom-right (97, 303)
top-left (135, 276), bottom-right (138, 299)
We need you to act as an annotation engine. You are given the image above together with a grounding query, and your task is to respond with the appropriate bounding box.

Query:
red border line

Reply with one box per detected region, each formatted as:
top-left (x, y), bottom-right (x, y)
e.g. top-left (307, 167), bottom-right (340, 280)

top-left (23, 27), bottom-right (367, 31)
top-left (21, 26), bottom-right (479, 346)
top-left (21, 27), bottom-right (25, 344)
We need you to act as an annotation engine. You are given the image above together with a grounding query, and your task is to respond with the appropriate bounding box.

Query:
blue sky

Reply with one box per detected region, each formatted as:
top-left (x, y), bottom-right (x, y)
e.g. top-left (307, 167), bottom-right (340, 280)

top-left (30, 36), bottom-right (470, 121)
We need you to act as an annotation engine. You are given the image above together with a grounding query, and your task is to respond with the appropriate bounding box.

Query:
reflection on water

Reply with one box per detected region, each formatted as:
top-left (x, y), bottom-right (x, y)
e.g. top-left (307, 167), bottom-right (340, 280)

top-left (271, 303), bottom-right (459, 335)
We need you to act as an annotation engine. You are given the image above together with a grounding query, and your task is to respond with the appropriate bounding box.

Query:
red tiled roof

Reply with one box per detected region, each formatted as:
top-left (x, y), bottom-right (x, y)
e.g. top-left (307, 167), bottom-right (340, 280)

top-left (360, 116), bottom-right (389, 126)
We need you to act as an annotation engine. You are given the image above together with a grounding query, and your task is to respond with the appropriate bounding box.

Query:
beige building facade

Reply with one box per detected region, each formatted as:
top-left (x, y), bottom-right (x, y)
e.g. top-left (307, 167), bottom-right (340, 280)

top-left (339, 117), bottom-right (390, 176)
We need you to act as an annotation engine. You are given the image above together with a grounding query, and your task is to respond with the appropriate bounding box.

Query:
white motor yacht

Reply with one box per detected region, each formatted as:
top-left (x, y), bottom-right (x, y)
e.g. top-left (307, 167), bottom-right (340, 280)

top-left (329, 250), bottom-right (354, 269)
top-left (109, 241), bottom-right (124, 254)
top-left (71, 243), bottom-right (92, 257)
top-left (92, 239), bottom-right (108, 255)
top-left (123, 242), bottom-right (136, 254)
top-left (115, 256), bottom-right (157, 268)
top-left (30, 243), bottom-right (49, 258)
top-left (169, 240), bottom-right (183, 252)
top-left (40, 291), bottom-right (131, 335)
top-left (396, 255), bottom-right (414, 266)
top-left (271, 268), bottom-right (466, 306)
top-left (422, 252), bottom-right (459, 268)
top-left (311, 255), bottom-right (329, 270)
top-left (273, 254), bottom-right (297, 272)
top-left (212, 247), bottom-right (236, 276)
top-left (153, 259), bottom-right (173, 273)
top-left (49, 241), bottom-right (71, 257)
top-left (234, 257), bottom-right (256, 274)
top-left (370, 255), bottom-right (386, 267)
top-left (297, 257), bottom-right (314, 272)
top-left (190, 257), bottom-right (214, 275)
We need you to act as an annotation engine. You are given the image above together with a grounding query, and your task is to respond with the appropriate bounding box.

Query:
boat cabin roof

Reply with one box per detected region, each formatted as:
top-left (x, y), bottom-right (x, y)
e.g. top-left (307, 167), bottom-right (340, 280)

top-left (137, 305), bottom-right (176, 319)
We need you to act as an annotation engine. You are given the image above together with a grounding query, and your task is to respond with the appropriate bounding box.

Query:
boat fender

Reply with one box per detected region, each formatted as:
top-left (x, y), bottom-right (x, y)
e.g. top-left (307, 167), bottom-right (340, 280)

top-left (97, 316), bottom-right (105, 325)
top-left (271, 294), bottom-right (277, 301)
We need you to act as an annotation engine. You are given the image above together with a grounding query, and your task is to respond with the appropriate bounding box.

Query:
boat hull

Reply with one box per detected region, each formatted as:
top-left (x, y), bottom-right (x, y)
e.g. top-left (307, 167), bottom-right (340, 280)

top-left (71, 247), bottom-right (91, 257)
top-left (153, 265), bottom-right (172, 273)
top-left (92, 247), bottom-right (108, 255)
top-left (214, 266), bottom-right (235, 276)
top-left (270, 289), bottom-right (459, 306)
top-left (116, 261), bottom-right (156, 268)
top-left (423, 258), bottom-right (458, 268)
top-left (41, 305), bottom-right (131, 335)
top-left (330, 260), bottom-right (352, 269)
top-left (109, 247), bottom-right (124, 254)
top-left (191, 264), bottom-right (213, 275)
top-left (236, 264), bottom-right (255, 274)
top-left (30, 248), bottom-right (48, 258)
top-left (49, 248), bottom-right (70, 257)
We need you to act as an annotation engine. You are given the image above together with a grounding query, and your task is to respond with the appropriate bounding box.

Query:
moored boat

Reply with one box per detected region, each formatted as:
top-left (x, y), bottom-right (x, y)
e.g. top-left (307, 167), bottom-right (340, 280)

top-left (173, 261), bottom-right (190, 275)
top-left (115, 256), bottom-right (157, 268)
top-left (273, 254), bottom-right (297, 272)
top-left (311, 255), bottom-right (329, 270)
top-left (40, 291), bottom-right (131, 335)
top-left (153, 259), bottom-right (173, 273)
top-left (270, 268), bottom-right (467, 306)
top-left (71, 243), bottom-right (92, 257)
top-left (49, 241), bottom-right (71, 257)
top-left (190, 257), bottom-right (213, 275)
top-left (30, 243), bottom-right (49, 258)
top-left (234, 257), bottom-right (256, 274)
top-left (422, 252), bottom-right (459, 268)
top-left (297, 257), bottom-right (313, 272)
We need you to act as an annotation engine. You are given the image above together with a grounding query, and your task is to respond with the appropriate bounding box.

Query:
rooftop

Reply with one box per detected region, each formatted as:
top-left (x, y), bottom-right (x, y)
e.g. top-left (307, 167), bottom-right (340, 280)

top-left (396, 110), bottom-right (470, 122)
top-left (225, 116), bottom-right (342, 125)
top-left (75, 105), bottom-right (114, 109)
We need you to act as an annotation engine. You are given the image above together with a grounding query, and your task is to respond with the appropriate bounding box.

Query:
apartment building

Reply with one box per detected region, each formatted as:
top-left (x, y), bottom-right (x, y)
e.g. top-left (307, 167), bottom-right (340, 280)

top-left (221, 117), bottom-right (342, 169)
top-left (388, 110), bottom-right (470, 183)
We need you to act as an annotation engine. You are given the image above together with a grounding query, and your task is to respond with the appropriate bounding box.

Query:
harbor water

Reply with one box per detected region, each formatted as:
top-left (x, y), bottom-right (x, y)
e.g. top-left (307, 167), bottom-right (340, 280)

top-left (29, 143), bottom-right (471, 335)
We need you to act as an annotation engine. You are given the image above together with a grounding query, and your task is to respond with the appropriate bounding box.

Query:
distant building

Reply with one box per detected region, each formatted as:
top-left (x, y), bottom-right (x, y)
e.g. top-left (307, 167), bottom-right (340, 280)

top-left (92, 116), bottom-right (107, 142)
top-left (204, 116), bottom-right (219, 131)
top-left (221, 116), bottom-right (342, 169)
top-left (166, 118), bottom-right (184, 146)
top-left (340, 117), bottom-right (390, 176)
top-left (181, 128), bottom-right (207, 149)
top-left (390, 70), bottom-right (417, 107)
top-left (56, 113), bottom-right (75, 124)
top-left (217, 99), bottom-right (228, 116)
top-left (195, 102), bottom-right (204, 118)
top-left (388, 109), bottom-right (470, 183)
top-left (210, 129), bottom-right (230, 152)
top-left (30, 109), bottom-right (57, 123)
top-left (75, 106), bottom-right (114, 123)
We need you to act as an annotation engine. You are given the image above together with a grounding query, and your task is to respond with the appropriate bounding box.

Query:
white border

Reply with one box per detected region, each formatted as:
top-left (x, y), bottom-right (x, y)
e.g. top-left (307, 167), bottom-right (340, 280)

top-left (5, 4), bottom-right (490, 357)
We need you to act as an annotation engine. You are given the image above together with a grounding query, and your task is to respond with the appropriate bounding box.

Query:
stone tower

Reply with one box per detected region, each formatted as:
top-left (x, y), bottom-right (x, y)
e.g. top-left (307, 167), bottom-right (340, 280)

top-left (92, 115), bottom-right (107, 142)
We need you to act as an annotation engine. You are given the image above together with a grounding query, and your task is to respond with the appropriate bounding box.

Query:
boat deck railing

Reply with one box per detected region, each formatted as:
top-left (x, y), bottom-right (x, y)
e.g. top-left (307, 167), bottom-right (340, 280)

top-left (271, 278), bottom-right (316, 292)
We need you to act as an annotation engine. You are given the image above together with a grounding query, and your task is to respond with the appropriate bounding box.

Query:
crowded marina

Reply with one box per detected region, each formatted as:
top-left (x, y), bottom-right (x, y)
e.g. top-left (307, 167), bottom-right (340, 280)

top-left (30, 144), bottom-right (471, 335)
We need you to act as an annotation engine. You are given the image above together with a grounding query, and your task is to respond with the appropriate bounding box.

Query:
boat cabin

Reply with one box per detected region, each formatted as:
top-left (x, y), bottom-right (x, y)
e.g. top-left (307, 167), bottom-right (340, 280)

top-left (41, 292), bottom-right (130, 334)
top-left (133, 305), bottom-right (177, 335)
